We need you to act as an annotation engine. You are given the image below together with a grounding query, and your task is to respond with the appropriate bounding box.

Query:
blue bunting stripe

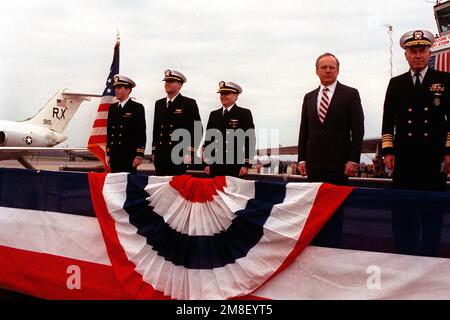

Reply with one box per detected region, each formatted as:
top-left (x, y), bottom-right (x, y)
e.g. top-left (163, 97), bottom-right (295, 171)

top-left (123, 174), bottom-right (287, 269)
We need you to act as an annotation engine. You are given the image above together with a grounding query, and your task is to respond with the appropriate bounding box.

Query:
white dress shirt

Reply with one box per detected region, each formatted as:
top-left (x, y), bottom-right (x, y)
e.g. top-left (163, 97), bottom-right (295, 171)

top-left (410, 66), bottom-right (428, 85)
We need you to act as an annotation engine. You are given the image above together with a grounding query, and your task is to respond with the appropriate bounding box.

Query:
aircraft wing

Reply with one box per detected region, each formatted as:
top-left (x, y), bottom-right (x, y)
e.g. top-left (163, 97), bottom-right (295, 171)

top-left (0, 147), bottom-right (96, 169)
top-left (0, 147), bottom-right (93, 159)
top-left (0, 147), bottom-right (89, 152)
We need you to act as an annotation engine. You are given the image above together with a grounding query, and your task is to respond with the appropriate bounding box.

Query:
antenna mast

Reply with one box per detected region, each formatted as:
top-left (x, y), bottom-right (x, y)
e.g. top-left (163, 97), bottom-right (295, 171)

top-left (385, 24), bottom-right (394, 78)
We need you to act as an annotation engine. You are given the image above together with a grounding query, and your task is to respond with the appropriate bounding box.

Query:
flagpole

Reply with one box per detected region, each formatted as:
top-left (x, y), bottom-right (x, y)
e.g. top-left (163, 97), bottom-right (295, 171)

top-left (87, 34), bottom-right (120, 173)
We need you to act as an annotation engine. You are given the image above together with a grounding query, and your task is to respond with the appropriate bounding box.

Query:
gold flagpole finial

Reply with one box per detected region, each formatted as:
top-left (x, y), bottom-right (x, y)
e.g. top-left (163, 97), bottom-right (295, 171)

top-left (115, 29), bottom-right (120, 48)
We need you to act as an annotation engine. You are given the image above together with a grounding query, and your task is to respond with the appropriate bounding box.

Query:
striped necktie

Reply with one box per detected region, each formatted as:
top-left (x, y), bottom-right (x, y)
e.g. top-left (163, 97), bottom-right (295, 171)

top-left (319, 87), bottom-right (330, 123)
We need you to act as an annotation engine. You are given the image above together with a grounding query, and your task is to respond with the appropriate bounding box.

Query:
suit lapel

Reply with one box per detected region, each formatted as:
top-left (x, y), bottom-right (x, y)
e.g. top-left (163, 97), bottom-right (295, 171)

top-left (422, 68), bottom-right (434, 89)
top-left (310, 87), bottom-right (321, 126)
top-left (173, 93), bottom-right (183, 107)
top-left (121, 99), bottom-right (131, 111)
top-left (401, 71), bottom-right (415, 90)
top-left (223, 104), bottom-right (236, 126)
top-left (157, 98), bottom-right (170, 123)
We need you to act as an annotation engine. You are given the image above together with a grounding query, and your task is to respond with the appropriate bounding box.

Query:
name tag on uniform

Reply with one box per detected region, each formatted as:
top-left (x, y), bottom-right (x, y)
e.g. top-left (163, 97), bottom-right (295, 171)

top-left (229, 119), bottom-right (239, 128)
top-left (174, 108), bottom-right (183, 114)
top-left (123, 113), bottom-right (133, 118)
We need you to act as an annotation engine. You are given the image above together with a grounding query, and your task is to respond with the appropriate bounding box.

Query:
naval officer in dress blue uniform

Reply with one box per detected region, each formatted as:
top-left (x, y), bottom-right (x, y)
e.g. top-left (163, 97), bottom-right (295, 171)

top-left (152, 69), bottom-right (202, 176)
top-left (381, 29), bottom-right (450, 256)
top-left (106, 74), bottom-right (147, 173)
top-left (203, 81), bottom-right (256, 177)
top-left (382, 29), bottom-right (450, 190)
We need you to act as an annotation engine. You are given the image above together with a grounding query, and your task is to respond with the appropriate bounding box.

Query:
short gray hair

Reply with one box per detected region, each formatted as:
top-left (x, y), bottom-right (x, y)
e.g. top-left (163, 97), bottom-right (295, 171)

top-left (315, 53), bottom-right (340, 68)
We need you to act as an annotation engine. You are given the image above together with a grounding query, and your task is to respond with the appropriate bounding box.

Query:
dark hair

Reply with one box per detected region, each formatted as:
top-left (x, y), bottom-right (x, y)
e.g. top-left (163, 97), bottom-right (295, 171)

top-left (315, 52), bottom-right (340, 68)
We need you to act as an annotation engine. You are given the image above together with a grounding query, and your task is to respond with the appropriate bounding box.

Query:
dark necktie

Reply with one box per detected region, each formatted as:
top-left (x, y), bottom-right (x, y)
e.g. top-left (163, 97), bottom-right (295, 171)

top-left (223, 108), bottom-right (229, 117)
top-left (414, 72), bottom-right (421, 88)
top-left (168, 100), bottom-right (174, 112)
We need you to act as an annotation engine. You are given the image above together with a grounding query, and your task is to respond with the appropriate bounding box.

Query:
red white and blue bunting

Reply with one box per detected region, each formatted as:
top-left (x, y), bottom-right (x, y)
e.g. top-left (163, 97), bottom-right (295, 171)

top-left (90, 173), bottom-right (353, 300)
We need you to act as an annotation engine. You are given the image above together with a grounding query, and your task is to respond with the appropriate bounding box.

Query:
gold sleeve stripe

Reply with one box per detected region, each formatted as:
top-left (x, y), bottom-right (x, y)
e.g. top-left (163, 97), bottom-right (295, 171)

top-left (136, 148), bottom-right (145, 153)
top-left (447, 140), bottom-right (450, 148)
top-left (382, 134), bottom-right (394, 149)
top-left (382, 141), bottom-right (394, 149)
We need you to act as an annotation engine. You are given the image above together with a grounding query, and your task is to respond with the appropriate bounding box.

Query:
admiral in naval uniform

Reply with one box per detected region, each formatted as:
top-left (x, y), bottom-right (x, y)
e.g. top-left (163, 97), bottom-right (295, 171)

top-left (204, 81), bottom-right (256, 177)
top-left (106, 74), bottom-right (147, 173)
top-left (381, 29), bottom-right (450, 257)
top-left (152, 69), bottom-right (202, 176)
top-left (382, 29), bottom-right (450, 190)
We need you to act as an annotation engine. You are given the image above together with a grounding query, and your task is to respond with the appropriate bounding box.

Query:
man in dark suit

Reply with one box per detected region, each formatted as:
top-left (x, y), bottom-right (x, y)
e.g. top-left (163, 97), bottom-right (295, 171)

top-left (381, 30), bottom-right (450, 256)
top-left (297, 52), bottom-right (365, 247)
top-left (106, 74), bottom-right (147, 174)
top-left (204, 81), bottom-right (255, 177)
top-left (152, 69), bottom-right (202, 176)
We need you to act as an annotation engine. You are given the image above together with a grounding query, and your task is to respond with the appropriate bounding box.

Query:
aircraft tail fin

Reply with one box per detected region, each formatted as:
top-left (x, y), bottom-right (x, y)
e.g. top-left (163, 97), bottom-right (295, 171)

top-left (24, 88), bottom-right (101, 133)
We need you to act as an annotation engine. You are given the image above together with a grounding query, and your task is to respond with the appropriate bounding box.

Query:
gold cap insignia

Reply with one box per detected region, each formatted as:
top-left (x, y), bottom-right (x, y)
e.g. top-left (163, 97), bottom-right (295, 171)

top-left (413, 31), bottom-right (423, 40)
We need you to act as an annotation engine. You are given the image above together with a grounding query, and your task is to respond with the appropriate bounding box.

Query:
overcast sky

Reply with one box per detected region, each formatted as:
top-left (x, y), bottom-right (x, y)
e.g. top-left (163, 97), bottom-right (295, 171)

top-left (0, 0), bottom-right (440, 150)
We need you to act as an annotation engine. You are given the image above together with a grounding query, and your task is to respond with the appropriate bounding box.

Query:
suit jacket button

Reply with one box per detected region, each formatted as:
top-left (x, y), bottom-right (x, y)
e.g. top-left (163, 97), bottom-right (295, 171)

top-left (424, 133), bottom-right (429, 137)
top-left (159, 142), bottom-right (162, 145)
top-left (424, 107), bottom-right (429, 111)
top-left (160, 134), bottom-right (163, 136)
top-left (424, 120), bottom-right (428, 124)
top-left (169, 142), bottom-right (172, 145)
top-left (408, 120), bottom-right (412, 124)
top-left (408, 133), bottom-right (412, 137)
top-left (408, 108), bottom-right (413, 112)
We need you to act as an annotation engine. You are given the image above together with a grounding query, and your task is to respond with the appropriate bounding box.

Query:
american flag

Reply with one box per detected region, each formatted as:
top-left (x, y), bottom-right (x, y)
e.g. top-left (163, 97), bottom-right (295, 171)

top-left (430, 51), bottom-right (450, 72)
top-left (87, 41), bottom-right (120, 172)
